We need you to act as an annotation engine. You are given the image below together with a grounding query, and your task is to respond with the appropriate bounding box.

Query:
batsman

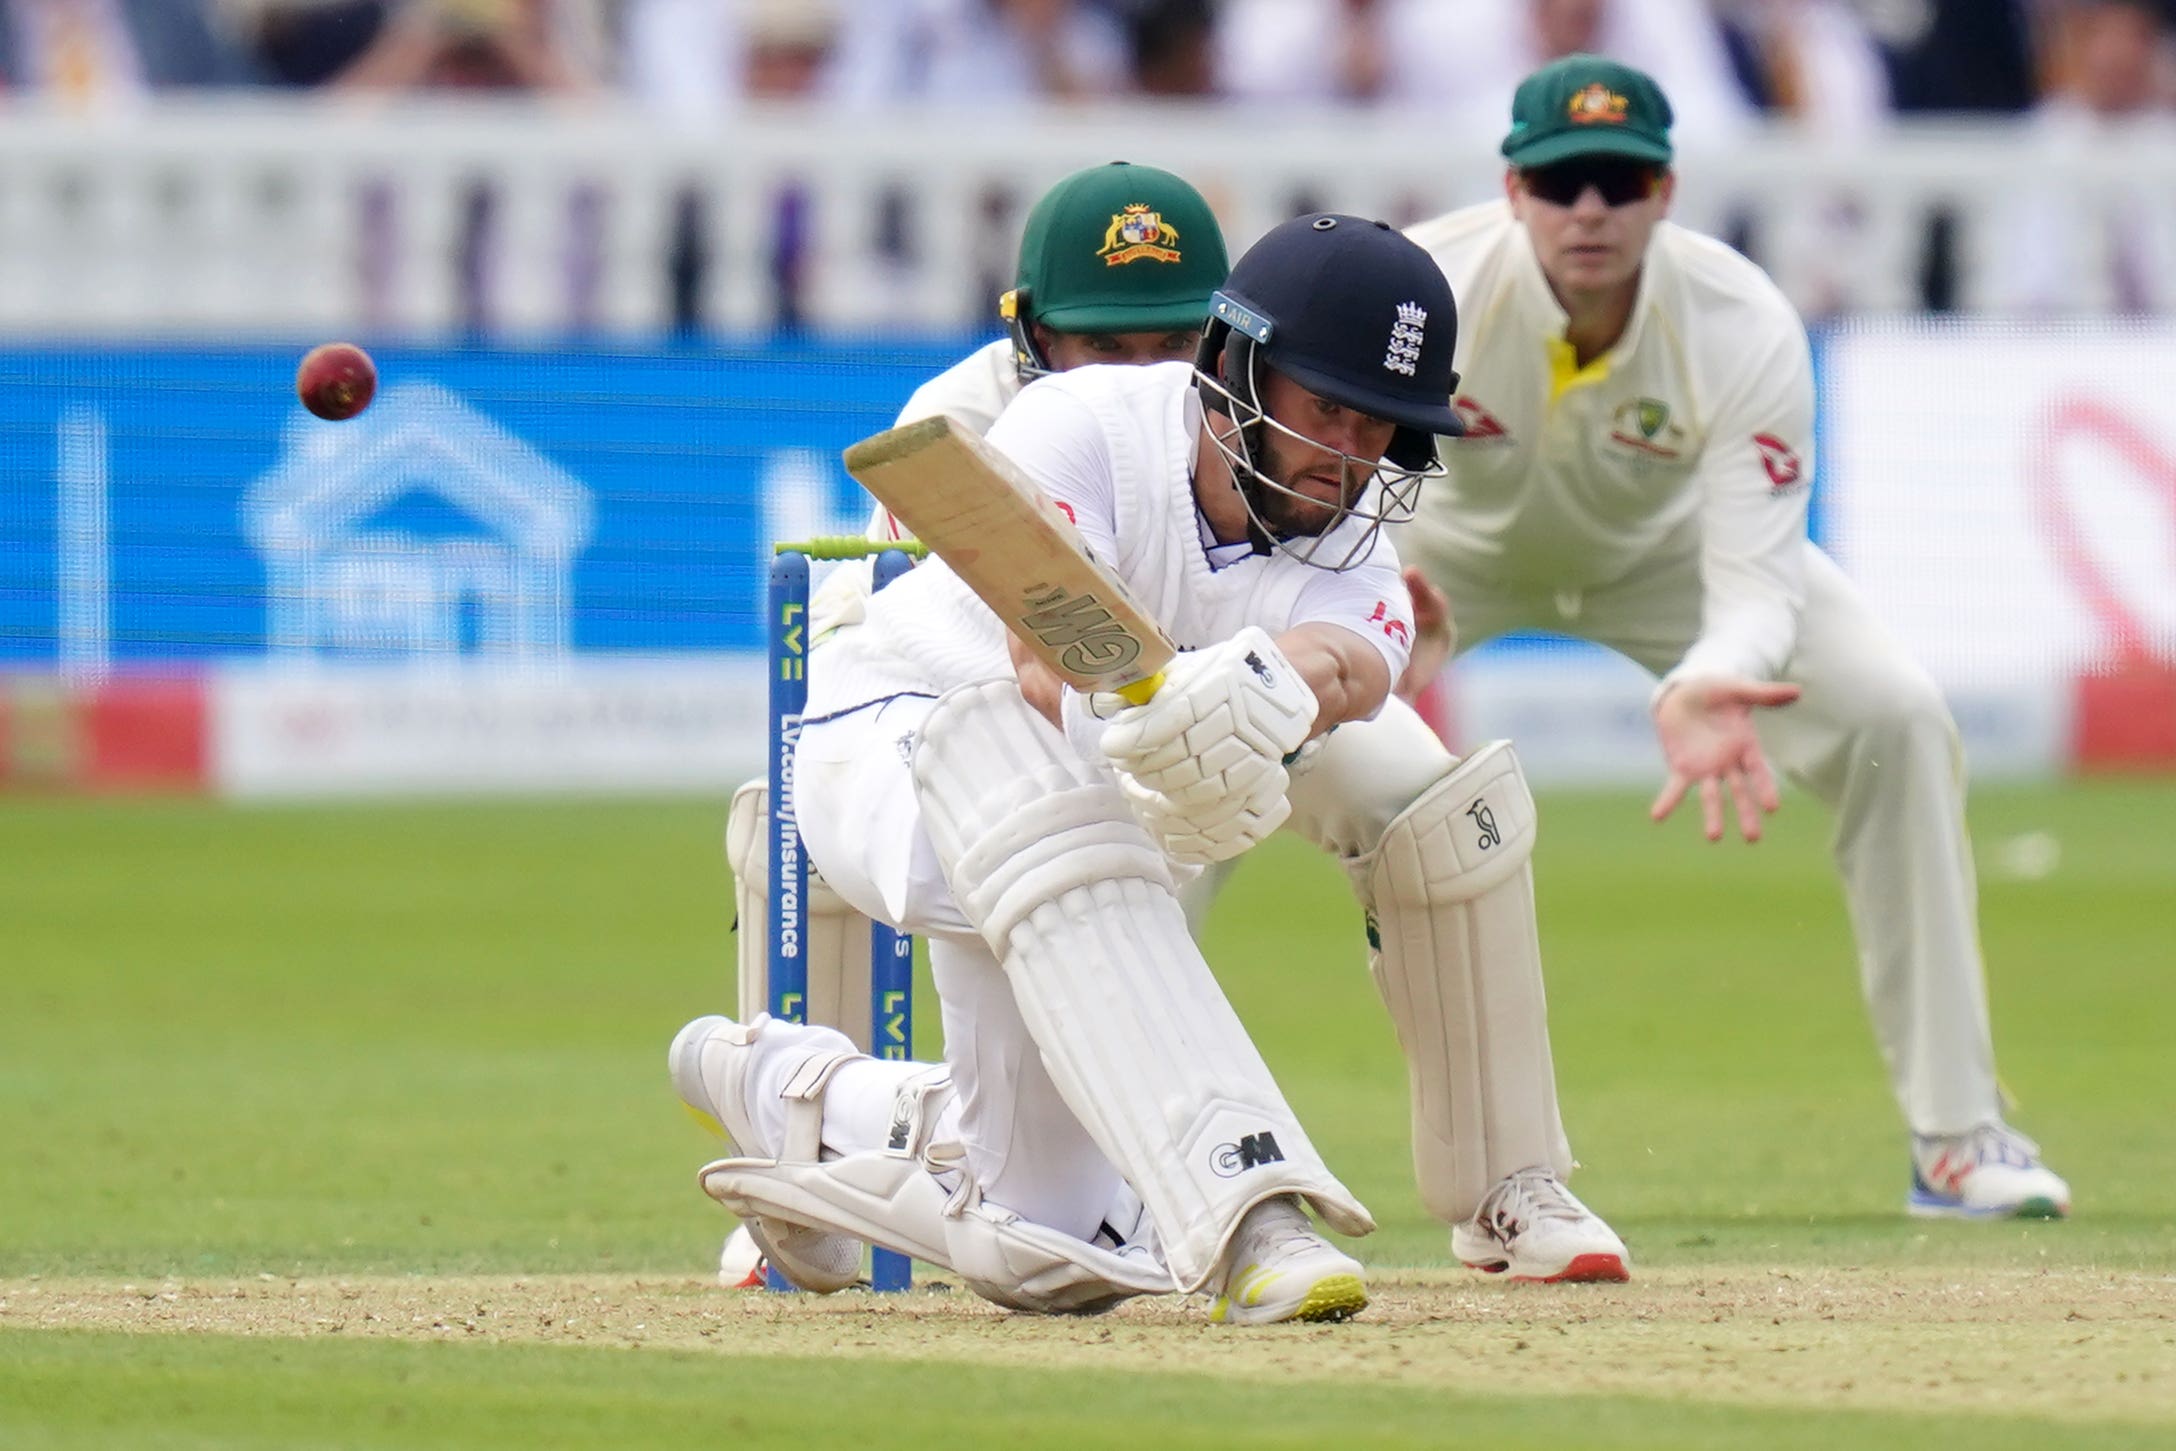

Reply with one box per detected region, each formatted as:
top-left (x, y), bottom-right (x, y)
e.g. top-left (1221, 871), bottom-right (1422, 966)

top-left (671, 213), bottom-right (1629, 1326)
top-left (708, 162), bottom-right (1232, 1286)
top-left (722, 161), bottom-right (1230, 1056)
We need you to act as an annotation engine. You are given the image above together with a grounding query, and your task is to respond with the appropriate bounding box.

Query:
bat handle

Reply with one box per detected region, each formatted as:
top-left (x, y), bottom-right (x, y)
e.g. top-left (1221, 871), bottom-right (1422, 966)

top-left (1114, 671), bottom-right (1164, 707)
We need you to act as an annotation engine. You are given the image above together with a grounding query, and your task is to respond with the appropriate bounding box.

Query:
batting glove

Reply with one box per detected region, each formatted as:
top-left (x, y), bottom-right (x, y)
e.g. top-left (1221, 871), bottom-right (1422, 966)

top-left (1099, 627), bottom-right (1317, 793)
top-left (1122, 756), bottom-right (1292, 865)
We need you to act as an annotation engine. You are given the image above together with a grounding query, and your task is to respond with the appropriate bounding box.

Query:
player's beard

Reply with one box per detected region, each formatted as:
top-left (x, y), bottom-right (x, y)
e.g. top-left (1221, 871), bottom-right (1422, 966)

top-left (1252, 429), bottom-right (1372, 539)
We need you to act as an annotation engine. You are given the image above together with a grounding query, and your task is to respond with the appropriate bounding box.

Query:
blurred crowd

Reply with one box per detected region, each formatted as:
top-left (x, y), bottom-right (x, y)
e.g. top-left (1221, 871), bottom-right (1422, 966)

top-left (3, 0), bottom-right (2171, 326)
top-left (0, 0), bottom-right (2163, 133)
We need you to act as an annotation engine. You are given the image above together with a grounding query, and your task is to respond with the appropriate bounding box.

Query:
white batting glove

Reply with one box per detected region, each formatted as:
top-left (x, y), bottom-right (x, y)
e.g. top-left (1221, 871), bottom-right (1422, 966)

top-left (1099, 627), bottom-right (1318, 792)
top-left (1122, 758), bottom-right (1292, 865)
top-left (1058, 681), bottom-right (1126, 764)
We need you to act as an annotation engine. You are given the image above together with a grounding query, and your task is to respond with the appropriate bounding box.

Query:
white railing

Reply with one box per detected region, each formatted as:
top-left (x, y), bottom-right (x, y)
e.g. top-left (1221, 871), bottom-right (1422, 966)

top-left (2, 96), bottom-right (2171, 336)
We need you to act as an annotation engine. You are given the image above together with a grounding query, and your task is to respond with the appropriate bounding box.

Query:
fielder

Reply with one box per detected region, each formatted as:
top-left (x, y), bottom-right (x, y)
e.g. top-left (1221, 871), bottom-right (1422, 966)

top-left (1392, 54), bottom-right (2070, 1219)
top-left (672, 212), bottom-right (1631, 1326)
top-left (716, 162), bottom-right (1230, 1284)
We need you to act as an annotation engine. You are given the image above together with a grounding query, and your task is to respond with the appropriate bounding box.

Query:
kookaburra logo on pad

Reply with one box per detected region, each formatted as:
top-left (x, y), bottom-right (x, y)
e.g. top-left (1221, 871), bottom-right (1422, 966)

top-left (1466, 797), bottom-right (1502, 850)
top-left (1384, 302), bottom-right (1427, 377)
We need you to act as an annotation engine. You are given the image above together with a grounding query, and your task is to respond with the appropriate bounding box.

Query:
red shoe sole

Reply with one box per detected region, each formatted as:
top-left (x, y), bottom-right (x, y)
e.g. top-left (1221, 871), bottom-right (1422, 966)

top-left (1516, 1252), bottom-right (1629, 1284)
top-left (1462, 1252), bottom-right (1629, 1283)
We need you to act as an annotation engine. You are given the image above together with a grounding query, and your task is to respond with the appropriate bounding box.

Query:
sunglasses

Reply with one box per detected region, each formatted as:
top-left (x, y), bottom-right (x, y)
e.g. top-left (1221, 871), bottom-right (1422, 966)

top-left (1519, 159), bottom-right (1662, 208)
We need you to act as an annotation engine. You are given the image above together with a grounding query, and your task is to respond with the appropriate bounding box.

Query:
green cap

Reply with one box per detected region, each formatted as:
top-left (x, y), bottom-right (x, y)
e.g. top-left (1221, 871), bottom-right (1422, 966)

top-left (1006, 162), bottom-right (1229, 334)
top-left (1500, 55), bottom-right (1675, 169)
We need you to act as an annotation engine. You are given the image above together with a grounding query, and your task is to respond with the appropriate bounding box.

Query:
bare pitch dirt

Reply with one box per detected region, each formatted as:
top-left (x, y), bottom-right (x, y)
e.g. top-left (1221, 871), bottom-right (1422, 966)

top-left (5, 1267), bottom-right (2171, 1426)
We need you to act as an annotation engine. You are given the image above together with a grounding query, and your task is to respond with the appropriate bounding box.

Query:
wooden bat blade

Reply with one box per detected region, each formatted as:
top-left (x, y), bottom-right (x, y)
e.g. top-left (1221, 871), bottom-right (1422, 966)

top-left (843, 416), bottom-right (1174, 699)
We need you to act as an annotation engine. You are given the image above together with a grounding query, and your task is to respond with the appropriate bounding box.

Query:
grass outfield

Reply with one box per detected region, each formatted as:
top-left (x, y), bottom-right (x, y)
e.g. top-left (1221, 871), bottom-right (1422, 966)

top-left (1, 783), bottom-right (2171, 1447)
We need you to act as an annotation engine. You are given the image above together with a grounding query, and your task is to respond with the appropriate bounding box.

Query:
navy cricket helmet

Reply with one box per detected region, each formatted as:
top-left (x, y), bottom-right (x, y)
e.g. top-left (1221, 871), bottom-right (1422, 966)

top-left (1199, 213), bottom-right (1463, 469)
top-left (1194, 214), bottom-right (1463, 567)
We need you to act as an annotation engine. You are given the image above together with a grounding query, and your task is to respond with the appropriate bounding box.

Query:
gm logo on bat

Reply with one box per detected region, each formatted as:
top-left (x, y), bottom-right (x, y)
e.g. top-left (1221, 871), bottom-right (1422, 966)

top-left (1020, 584), bottom-right (1144, 675)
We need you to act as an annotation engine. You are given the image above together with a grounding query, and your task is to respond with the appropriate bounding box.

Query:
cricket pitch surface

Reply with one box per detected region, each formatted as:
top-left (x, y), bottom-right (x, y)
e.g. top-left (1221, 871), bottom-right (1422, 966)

top-left (6, 1266), bottom-right (2170, 1425)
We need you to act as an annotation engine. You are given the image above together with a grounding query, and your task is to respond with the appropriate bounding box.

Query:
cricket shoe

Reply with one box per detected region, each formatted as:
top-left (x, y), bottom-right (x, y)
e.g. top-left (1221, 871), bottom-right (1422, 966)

top-left (716, 1224), bottom-right (766, 1289)
top-left (1452, 1166), bottom-right (1631, 1283)
top-left (1208, 1195), bottom-right (1369, 1325)
top-left (669, 1013), bottom-right (864, 1293)
top-left (1908, 1123), bottom-right (2070, 1220)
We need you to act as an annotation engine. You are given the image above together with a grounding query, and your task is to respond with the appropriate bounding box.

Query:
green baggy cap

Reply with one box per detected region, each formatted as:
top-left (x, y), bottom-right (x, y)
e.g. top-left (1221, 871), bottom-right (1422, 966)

top-left (1010, 162), bottom-right (1229, 334)
top-left (1501, 55), bottom-right (1675, 169)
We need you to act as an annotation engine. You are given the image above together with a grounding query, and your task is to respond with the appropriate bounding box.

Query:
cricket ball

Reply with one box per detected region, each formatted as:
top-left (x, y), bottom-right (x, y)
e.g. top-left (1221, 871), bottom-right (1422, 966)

top-left (296, 342), bottom-right (377, 421)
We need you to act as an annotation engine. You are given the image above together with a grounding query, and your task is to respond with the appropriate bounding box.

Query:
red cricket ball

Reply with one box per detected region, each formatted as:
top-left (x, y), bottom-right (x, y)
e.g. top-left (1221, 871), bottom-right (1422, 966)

top-left (296, 342), bottom-right (377, 421)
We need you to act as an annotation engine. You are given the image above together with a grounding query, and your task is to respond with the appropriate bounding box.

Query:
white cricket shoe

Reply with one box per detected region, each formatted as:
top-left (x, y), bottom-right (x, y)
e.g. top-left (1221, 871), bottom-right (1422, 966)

top-left (669, 1013), bottom-right (863, 1293)
top-left (1451, 1166), bottom-right (1631, 1283)
top-left (1208, 1195), bottom-right (1369, 1325)
top-left (716, 1224), bottom-right (766, 1289)
top-left (1908, 1123), bottom-right (2071, 1220)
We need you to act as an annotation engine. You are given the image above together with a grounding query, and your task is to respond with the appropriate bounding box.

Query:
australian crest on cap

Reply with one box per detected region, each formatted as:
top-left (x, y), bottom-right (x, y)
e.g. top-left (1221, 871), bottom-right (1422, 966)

top-left (1100, 204), bottom-right (1182, 266)
top-left (1568, 82), bottom-right (1630, 125)
top-left (1383, 301), bottom-right (1427, 377)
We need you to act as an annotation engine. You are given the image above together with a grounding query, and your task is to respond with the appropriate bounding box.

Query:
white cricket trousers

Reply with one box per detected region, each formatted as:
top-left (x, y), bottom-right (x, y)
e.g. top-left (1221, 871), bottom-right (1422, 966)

top-left (1400, 535), bottom-right (2001, 1137)
top-left (792, 690), bottom-right (1453, 1242)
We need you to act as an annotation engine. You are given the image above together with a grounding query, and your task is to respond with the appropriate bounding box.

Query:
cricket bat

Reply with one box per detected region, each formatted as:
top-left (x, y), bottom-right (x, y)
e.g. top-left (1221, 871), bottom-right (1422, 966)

top-left (842, 416), bottom-right (1174, 703)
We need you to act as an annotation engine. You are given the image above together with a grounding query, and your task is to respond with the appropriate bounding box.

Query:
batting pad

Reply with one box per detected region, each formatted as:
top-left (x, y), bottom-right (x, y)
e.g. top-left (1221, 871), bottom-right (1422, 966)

top-left (727, 779), bottom-right (880, 1048)
top-left (702, 1149), bottom-right (953, 1266)
top-left (913, 680), bottom-right (1373, 1291)
top-left (943, 1197), bottom-right (1173, 1314)
top-left (1344, 741), bottom-right (1574, 1225)
top-left (700, 1067), bottom-right (1170, 1315)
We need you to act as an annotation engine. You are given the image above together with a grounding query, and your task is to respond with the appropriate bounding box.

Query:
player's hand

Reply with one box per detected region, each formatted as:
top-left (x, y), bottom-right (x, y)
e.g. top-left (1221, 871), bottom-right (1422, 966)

top-left (1100, 626), bottom-right (1317, 783)
top-left (1006, 630), bottom-right (1067, 729)
top-left (1121, 757), bottom-right (1291, 865)
top-left (1097, 627), bottom-right (1310, 863)
top-left (1649, 676), bottom-right (1803, 843)
top-left (1394, 565), bottom-right (1454, 703)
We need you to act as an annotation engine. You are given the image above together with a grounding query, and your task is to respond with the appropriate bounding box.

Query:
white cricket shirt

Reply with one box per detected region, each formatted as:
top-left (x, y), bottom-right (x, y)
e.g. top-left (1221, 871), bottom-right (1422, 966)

top-left (808, 338), bottom-right (1021, 638)
top-left (874, 337), bottom-right (1022, 538)
top-left (805, 362), bottom-right (1415, 721)
top-left (1400, 201), bottom-right (1815, 685)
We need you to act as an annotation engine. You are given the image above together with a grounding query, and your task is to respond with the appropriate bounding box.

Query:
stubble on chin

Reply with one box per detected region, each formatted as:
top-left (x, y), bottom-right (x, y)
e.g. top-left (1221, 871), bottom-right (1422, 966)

top-left (1262, 477), bottom-right (1354, 539)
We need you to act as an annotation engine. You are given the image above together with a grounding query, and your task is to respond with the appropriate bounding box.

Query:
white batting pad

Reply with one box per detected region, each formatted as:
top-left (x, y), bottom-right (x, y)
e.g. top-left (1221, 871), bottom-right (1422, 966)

top-left (726, 779), bottom-right (880, 1049)
top-left (700, 1063), bottom-right (1171, 1315)
top-left (942, 1198), bottom-right (1173, 1314)
top-left (913, 679), bottom-right (1373, 1290)
top-left (1344, 741), bottom-right (1573, 1224)
top-left (700, 1053), bottom-right (955, 1270)
top-left (701, 1149), bottom-right (953, 1265)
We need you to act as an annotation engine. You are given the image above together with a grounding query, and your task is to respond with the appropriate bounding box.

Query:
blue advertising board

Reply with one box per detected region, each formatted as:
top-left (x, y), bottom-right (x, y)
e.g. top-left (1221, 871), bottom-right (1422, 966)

top-left (0, 340), bottom-right (981, 666)
top-left (0, 336), bottom-right (1830, 671)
